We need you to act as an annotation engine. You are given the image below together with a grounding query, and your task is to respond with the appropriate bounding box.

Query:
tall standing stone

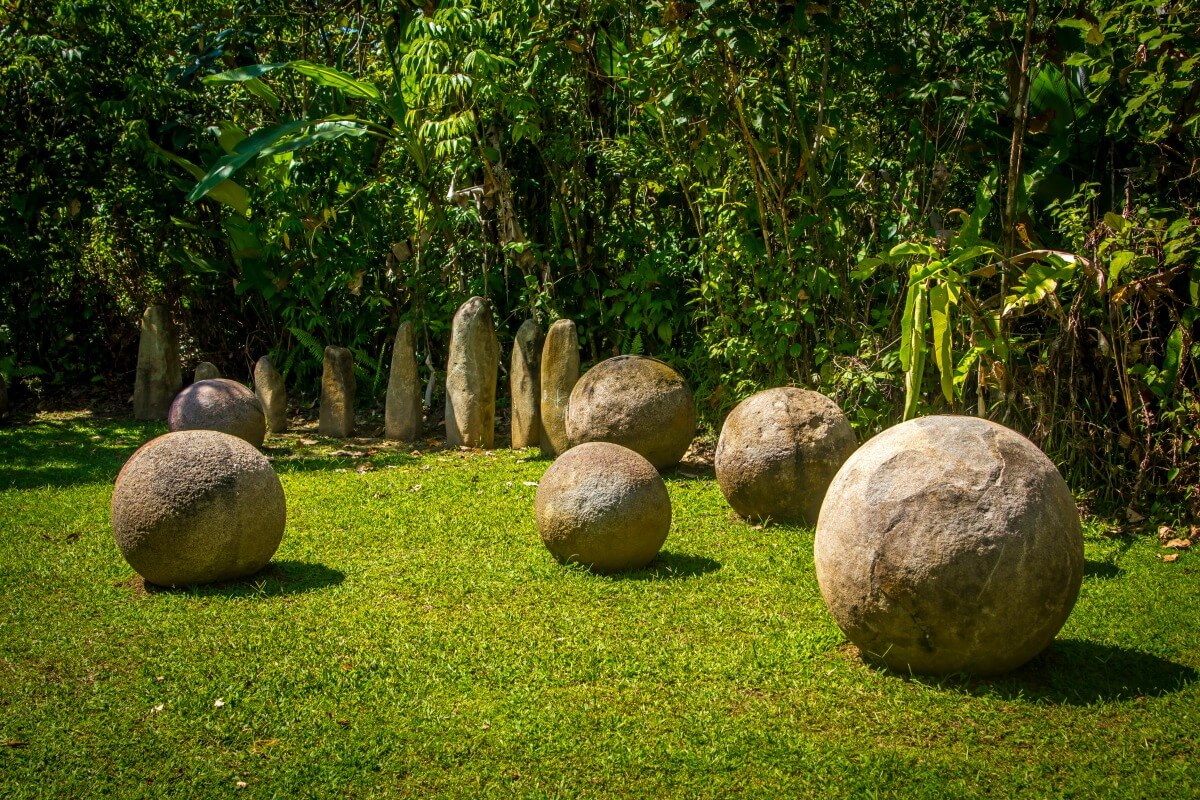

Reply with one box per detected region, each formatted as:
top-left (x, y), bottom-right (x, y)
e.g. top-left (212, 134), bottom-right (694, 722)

top-left (0, 374), bottom-right (8, 421)
top-left (540, 319), bottom-right (579, 456)
top-left (133, 304), bottom-right (182, 421)
top-left (510, 319), bottom-right (542, 449)
top-left (193, 362), bottom-right (220, 382)
top-left (385, 321), bottom-right (422, 441)
top-left (319, 346), bottom-right (355, 437)
top-left (445, 296), bottom-right (499, 448)
top-left (254, 355), bottom-right (288, 433)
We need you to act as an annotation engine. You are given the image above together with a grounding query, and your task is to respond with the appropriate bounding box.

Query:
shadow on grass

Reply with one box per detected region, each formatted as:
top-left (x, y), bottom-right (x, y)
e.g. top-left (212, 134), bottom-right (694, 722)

top-left (892, 639), bottom-right (1197, 705)
top-left (609, 551), bottom-right (722, 581)
top-left (138, 560), bottom-right (345, 599)
top-left (0, 415), bottom-right (161, 490)
top-left (1084, 559), bottom-right (1122, 579)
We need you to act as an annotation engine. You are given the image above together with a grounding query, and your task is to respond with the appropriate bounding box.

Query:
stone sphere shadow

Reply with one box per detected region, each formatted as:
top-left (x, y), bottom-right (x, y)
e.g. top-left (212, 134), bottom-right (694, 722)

top-left (137, 560), bottom-right (345, 599)
top-left (870, 638), bottom-right (1198, 705)
top-left (606, 550), bottom-right (722, 581)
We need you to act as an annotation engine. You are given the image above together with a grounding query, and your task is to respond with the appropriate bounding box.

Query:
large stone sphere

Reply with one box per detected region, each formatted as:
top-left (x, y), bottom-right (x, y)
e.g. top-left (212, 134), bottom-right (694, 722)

top-left (814, 415), bottom-right (1083, 676)
top-left (111, 430), bottom-right (286, 587)
top-left (168, 378), bottom-right (266, 448)
top-left (564, 355), bottom-right (696, 470)
top-left (535, 442), bottom-right (672, 573)
top-left (715, 387), bottom-right (857, 525)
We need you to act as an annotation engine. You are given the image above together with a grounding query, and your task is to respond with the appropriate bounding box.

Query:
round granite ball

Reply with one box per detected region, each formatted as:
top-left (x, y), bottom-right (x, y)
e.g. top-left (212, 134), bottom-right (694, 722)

top-left (565, 355), bottom-right (696, 470)
top-left (715, 387), bottom-right (857, 525)
top-left (814, 415), bottom-right (1083, 676)
top-left (168, 378), bottom-right (266, 448)
top-left (111, 429), bottom-right (286, 587)
top-left (535, 442), bottom-right (672, 573)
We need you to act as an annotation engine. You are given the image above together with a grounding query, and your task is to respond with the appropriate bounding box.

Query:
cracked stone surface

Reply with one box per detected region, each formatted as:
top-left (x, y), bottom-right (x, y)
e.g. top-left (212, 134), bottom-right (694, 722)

top-left (814, 415), bottom-right (1083, 676)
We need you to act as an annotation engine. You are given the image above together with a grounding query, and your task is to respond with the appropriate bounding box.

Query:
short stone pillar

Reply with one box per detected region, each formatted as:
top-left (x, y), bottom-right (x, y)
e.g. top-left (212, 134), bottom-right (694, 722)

top-left (510, 319), bottom-right (542, 449)
top-left (254, 355), bottom-right (288, 434)
top-left (385, 321), bottom-right (422, 441)
top-left (540, 319), bottom-right (579, 456)
top-left (193, 362), bottom-right (220, 382)
top-left (319, 346), bottom-right (355, 437)
top-left (133, 304), bottom-right (183, 420)
top-left (445, 296), bottom-right (498, 448)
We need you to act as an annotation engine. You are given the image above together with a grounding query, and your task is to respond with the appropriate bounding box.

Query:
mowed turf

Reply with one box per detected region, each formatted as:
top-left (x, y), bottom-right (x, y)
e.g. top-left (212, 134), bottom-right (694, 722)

top-left (1, 411), bottom-right (1198, 798)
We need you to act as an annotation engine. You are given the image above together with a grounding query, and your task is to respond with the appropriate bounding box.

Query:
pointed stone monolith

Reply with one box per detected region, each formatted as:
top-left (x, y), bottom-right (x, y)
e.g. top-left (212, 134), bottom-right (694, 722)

top-left (133, 304), bottom-right (183, 420)
top-left (193, 362), bottom-right (220, 382)
top-left (385, 321), bottom-right (422, 441)
top-left (319, 346), bottom-right (355, 437)
top-left (540, 319), bottom-right (579, 456)
top-left (254, 355), bottom-right (288, 433)
top-left (510, 319), bottom-right (542, 449)
top-left (445, 297), bottom-right (498, 448)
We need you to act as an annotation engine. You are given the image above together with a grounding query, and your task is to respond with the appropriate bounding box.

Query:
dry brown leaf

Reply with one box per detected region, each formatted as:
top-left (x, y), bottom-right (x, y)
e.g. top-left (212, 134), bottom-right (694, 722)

top-left (1158, 525), bottom-right (1175, 543)
top-left (1163, 538), bottom-right (1192, 550)
top-left (1163, 553), bottom-right (1181, 563)
top-left (1126, 508), bottom-right (1145, 524)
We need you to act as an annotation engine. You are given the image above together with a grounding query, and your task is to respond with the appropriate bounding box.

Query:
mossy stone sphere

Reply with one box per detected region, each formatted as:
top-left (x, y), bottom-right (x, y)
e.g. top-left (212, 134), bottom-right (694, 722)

top-left (168, 378), bottom-right (266, 448)
top-left (715, 387), bottom-right (857, 525)
top-left (535, 442), bottom-right (671, 573)
top-left (111, 430), bottom-right (286, 587)
top-left (565, 355), bottom-right (696, 470)
top-left (814, 415), bottom-right (1083, 676)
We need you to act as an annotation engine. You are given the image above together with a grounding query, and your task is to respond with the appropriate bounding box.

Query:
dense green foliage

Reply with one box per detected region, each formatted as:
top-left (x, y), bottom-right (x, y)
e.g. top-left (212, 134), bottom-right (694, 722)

top-left (2, 412), bottom-right (1199, 797)
top-left (1, 1), bottom-right (1197, 511)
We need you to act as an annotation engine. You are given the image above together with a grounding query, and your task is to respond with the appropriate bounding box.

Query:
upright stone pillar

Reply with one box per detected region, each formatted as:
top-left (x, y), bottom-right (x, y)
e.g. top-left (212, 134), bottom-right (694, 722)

top-left (254, 355), bottom-right (288, 433)
top-left (133, 304), bottom-right (182, 420)
top-left (510, 319), bottom-right (542, 449)
top-left (540, 319), bottom-right (579, 456)
top-left (193, 362), bottom-right (220, 382)
top-left (0, 374), bottom-right (8, 421)
top-left (385, 321), bottom-right (422, 441)
top-left (319, 346), bottom-right (355, 437)
top-left (445, 296), bottom-right (498, 448)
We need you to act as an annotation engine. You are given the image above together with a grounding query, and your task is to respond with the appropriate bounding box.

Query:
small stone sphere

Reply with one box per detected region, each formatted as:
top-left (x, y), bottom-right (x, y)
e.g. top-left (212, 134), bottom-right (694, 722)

top-left (168, 378), bottom-right (266, 447)
top-left (814, 415), bottom-right (1084, 676)
top-left (565, 355), bottom-right (696, 470)
top-left (715, 387), bottom-right (857, 525)
top-left (111, 430), bottom-right (286, 587)
top-left (535, 442), bottom-right (672, 573)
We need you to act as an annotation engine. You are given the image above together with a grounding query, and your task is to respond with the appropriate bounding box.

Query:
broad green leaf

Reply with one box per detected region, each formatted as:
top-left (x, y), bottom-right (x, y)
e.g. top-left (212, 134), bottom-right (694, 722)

top-left (187, 118), bottom-right (367, 203)
top-left (889, 241), bottom-right (937, 259)
top-left (288, 60), bottom-right (381, 101)
top-left (1104, 211), bottom-right (1128, 233)
top-left (145, 138), bottom-right (250, 216)
top-left (900, 280), bottom-right (918, 370)
top-left (903, 282), bottom-right (928, 421)
top-left (203, 63), bottom-right (289, 84)
top-left (850, 256), bottom-right (884, 280)
top-left (657, 321), bottom-right (672, 345)
top-left (242, 78), bottom-right (281, 111)
top-left (1005, 259), bottom-right (1076, 314)
top-left (1109, 250), bottom-right (1135, 285)
top-left (958, 169), bottom-right (998, 246)
top-left (929, 283), bottom-right (954, 402)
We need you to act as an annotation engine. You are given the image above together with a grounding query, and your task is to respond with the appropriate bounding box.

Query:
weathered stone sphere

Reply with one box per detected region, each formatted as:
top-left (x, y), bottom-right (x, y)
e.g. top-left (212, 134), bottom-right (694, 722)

top-left (535, 442), bottom-right (672, 573)
top-left (814, 415), bottom-right (1083, 676)
top-left (111, 430), bottom-right (286, 587)
top-left (565, 355), bottom-right (696, 469)
top-left (715, 387), bottom-right (857, 525)
top-left (168, 378), bottom-right (266, 448)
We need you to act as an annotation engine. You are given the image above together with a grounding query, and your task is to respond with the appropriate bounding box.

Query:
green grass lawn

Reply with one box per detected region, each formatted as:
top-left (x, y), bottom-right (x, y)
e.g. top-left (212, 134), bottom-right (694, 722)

top-left (1, 411), bottom-right (1198, 798)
